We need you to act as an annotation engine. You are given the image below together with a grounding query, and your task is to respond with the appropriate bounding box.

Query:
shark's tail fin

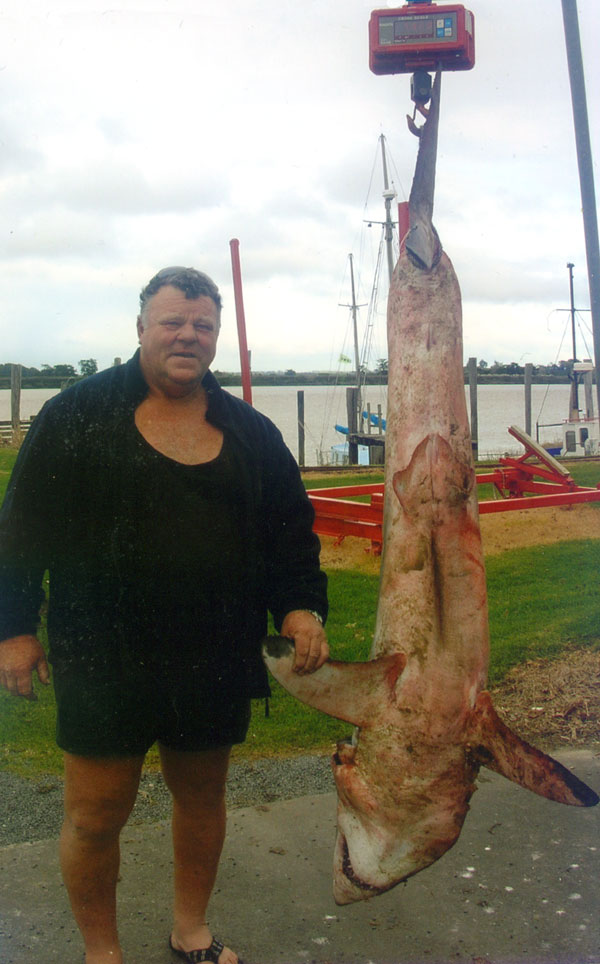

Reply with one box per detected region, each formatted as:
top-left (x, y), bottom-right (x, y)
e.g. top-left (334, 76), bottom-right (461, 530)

top-left (467, 691), bottom-right (598, 807)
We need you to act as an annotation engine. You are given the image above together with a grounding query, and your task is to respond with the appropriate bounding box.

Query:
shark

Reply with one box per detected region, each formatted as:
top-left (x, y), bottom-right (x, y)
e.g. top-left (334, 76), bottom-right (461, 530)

top-left (263, 71), bottom-right (598, 905)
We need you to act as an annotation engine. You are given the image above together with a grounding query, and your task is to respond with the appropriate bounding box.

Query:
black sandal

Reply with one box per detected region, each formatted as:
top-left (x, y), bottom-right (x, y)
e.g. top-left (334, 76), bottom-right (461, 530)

top-left (169, 934), bottom-right (237, 964)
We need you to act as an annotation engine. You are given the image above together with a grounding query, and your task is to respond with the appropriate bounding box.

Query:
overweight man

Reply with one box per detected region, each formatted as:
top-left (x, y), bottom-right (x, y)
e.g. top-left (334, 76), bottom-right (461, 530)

top-left (0, 266), bottom-right (329, 964)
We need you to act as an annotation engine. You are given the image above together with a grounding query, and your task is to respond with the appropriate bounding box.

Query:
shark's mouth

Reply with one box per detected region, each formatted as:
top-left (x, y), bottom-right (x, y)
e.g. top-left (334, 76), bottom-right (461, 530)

top-left (340, 835), bottom-right (379, 894)
top-left (333, 742), bottom-right (382, 896)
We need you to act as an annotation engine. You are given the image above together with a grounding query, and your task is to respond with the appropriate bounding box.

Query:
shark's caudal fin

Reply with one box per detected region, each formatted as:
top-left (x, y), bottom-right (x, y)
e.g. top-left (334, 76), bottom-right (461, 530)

top-left (262, 636), bottom-right (406, 728)
top-left (467, 691), bottom-right (598, 807)
top-left (406, 70), bottom-right (442, 271)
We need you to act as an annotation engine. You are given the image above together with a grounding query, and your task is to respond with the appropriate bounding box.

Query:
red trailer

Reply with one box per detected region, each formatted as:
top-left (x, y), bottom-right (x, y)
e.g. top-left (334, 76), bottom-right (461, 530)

top-left (308, 427), bottom-right (600, 554)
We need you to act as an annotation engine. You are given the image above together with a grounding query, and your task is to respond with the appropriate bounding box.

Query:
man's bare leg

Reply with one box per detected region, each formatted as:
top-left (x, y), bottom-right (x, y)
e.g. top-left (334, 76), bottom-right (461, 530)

top-left (159, 744), bottom-right (238, 964)
top-left (60, 752), bottom-right (144, 964)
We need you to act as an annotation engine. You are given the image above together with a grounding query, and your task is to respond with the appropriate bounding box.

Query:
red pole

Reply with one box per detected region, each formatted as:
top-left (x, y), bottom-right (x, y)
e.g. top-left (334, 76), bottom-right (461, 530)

top-left (229, 238), bottom-right (253, 405)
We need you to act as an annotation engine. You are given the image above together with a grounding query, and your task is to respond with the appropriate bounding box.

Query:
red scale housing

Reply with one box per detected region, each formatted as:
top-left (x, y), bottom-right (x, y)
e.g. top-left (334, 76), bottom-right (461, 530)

top-left (369, 4), bottom-right (475, 75)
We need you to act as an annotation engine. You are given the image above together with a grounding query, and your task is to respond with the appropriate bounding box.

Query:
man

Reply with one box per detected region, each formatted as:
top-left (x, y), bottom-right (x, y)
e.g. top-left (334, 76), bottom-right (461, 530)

top-left (0, 266), bottom-right (329, 964)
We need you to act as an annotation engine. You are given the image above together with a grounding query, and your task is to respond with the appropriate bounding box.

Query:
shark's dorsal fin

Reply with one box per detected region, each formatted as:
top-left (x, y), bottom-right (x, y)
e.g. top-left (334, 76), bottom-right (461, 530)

top-left (467, 691), bottom-right (598, 807)
top-left (262, 636), bottom-right (406, 728)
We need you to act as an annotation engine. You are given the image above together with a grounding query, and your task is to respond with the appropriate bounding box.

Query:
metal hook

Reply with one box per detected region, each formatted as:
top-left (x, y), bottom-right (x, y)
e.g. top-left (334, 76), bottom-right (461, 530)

top-left (406, 102), bottom-right (430, 138)
top-left (407, 69), bottom-right (433, 136)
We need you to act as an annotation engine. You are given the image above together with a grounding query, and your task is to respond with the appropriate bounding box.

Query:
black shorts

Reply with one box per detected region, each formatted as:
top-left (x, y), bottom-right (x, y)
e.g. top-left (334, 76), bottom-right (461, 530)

top-left (53, 666), bottom-right (252, 757)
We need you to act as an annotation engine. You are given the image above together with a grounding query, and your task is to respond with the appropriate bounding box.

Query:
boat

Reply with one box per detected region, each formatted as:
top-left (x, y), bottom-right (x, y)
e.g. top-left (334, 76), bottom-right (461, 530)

top-left (330, 135), bottom-right (397, 465)
top-left (335, 412), bottom-right (387, 435)
top-left (560, 360), bottom-right (600, 456)
top-left (537, 264), bottom-right (599, 458)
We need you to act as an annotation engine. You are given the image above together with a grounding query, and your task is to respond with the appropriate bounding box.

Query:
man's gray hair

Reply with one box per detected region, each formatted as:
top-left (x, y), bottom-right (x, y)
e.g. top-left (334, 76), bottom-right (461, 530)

top-left (139, 267), bottom-right (222, 322)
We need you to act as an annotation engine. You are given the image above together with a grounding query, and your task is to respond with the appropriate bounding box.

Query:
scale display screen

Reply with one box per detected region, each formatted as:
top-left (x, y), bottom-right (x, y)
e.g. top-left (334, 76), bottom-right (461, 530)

top-left (369, 5), bottom-right (475, 74)
top-left (378, 13), bottom-right (457, 45)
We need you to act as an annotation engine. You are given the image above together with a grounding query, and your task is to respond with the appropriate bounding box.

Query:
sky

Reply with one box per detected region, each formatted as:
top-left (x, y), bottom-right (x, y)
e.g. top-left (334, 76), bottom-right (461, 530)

top-left (0, 0), bottom-right (598, 374)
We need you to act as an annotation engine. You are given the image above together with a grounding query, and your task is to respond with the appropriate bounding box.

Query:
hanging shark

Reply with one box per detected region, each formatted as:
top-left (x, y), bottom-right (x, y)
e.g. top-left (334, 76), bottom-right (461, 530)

top-left (263, 71), bottom-right (598, 905)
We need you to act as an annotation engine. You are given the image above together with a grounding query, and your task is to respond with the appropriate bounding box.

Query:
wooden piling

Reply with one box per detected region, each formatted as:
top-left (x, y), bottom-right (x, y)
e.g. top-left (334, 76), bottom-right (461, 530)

top-left (297, 390), bottom-right (305, 467)
top-left (11, 364), bottom-right (22, 443)
top-left (583, 364), bottom-right (594, 418)
top-left (468, 357), bottom-right (478, 461)
top-left (524, 363), bottom-right (533, 436)
top-left (346, 386), bottom-right (359, 465)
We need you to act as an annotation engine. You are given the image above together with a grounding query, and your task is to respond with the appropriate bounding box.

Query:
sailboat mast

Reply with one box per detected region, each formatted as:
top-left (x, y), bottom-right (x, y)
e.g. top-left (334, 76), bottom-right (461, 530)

top-left (561, 0), bottom-right (600, 425)
top-left (567, 261), bottom-right (578, 361)
top-left (349, 253), bottom-right (361, 389)
top-left (567, 261), bottom-right (579, 419)
top-left (380, 134), bottom-right (396, 285)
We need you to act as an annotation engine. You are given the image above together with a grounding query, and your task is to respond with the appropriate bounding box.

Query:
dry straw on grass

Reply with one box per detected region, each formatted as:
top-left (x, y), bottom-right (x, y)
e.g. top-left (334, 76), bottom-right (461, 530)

top-left (490, 649), bottom-right (600, 751)
top-left (318, 502), bottom-right (600, 752)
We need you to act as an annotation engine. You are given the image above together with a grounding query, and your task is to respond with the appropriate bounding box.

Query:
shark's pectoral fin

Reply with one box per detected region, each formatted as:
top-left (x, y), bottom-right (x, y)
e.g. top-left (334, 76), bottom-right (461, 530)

top-left (262, 635), bottom-right (406, 728)
top-left (467, 691), bottom-right (598, 807)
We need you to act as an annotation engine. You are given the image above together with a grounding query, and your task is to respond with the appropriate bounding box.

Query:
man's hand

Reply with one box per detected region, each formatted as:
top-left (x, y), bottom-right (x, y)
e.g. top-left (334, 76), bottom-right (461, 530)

top-left (0, 635), bottom-right (50, 700)
top-left (280, 610), bottom-right (329, 675)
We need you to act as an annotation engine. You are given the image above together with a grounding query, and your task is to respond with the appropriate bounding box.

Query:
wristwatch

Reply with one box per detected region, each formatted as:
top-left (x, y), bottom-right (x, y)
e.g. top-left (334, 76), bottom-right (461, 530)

top-left (305, 610), bottom-right (324, 625)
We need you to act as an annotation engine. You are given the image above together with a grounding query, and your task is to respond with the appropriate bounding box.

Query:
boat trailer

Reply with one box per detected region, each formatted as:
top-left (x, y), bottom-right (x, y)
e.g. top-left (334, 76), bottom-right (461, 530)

top-left (308, 426), bottom-right (600, 555)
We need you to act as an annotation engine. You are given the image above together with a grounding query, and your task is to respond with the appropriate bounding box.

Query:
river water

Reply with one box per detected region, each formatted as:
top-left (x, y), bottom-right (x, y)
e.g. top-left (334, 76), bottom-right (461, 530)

top-left (1, 381), bottom-right (572, 463)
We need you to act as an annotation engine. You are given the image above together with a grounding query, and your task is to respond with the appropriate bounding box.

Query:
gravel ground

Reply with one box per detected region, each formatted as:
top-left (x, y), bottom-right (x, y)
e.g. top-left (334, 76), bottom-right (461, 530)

top-left (0, 754), bottom-right (333, 847)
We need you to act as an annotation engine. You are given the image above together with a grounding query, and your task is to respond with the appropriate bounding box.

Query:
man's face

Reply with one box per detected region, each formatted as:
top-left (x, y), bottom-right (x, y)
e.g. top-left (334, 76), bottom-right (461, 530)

top-left (137, 285), bottom-right (220, 394)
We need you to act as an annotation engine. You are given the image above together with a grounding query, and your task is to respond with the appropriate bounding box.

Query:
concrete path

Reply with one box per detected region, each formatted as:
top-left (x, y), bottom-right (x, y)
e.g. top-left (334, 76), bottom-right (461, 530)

top-left (1, 749), bottom-right (598, 964)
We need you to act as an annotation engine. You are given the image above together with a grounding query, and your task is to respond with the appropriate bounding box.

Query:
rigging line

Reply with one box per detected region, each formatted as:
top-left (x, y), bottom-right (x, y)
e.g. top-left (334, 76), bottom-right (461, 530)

top-left (371, 298), bottom-right (388, 408)
top-left (357, 142), bottom-right (400, 301)
top-left (536, 313), bottom-right (571, 423)
top-left (362, 140), bottom-right (382, 219)
top-left (386, 140), bottom-right (408, 203)
top-left (356, 226), bottom-right (377, 306)
top-left (360, 228), bottom-right (385, 377)
top-left (335, 254), bottom-right (352, 312)
top-left (553, 313), bottom-right (570, 364)
top-left (535, 382), bottom-right (553, 425)
top-left (320, 254), bottom-right (360, 448)
top-left (577, 326), bottom-right (593, 361)
top-left (321, 348), bottom-right (341, 444)
top-left (359, 237), bottom-right (379, 368)
top-left (575, 312), bottom-right (593, 358)
top-left (357, 234), bottom-right (389, 425)
top-left (301, 413), bottom-right (332, 452)
top-left (318, 306), bottom-right (360, 450)
top-left (372, 225), bottom-right (393, 359)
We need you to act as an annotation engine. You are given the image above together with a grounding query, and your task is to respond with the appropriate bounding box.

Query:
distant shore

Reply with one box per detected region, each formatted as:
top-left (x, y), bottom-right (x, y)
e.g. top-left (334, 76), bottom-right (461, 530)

top-left (0, 372), bottom-right (575, 390)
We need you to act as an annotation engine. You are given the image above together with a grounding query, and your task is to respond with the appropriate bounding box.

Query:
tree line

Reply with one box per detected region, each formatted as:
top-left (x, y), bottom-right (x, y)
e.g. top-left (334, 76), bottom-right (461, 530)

top-left (373, 358), bottom-right (589, 379)
top-left (0, 359), bottom-right (98, 379)
top-left (0, 357), bottom-right (590, 389)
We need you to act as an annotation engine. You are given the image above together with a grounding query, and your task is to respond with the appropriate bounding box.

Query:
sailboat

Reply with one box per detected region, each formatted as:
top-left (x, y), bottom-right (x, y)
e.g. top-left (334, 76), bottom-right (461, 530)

top-left (560, 360), bottom-right (599, 456)
top-left (538, 264), bottom-right (599, 457)
top-left (331, 135), bottom-right (399, 465)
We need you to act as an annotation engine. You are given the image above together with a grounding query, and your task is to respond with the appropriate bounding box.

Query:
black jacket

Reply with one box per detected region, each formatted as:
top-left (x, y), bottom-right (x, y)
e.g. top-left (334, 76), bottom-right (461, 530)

top-left (0, 352), bottom-right (327, 697)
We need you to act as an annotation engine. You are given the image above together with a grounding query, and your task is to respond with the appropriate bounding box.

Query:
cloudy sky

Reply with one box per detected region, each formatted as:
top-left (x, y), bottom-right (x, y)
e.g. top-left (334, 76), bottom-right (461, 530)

top-left (0, 0), bottom-right (598, 374)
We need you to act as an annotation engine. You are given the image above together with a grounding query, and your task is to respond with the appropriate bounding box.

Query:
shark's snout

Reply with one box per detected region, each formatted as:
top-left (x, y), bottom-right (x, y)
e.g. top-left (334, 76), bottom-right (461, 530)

top-left (330, 740), bottom-right (477, 904)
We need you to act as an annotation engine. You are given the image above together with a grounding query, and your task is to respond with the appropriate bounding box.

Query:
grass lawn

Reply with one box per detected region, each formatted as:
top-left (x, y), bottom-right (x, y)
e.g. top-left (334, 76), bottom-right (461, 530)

top-left (1, 538), bottom-right (599, 776)
top-left (0, 450), bottom-right (599, 777)
top-left (0, 448), bottom-right (17, 503)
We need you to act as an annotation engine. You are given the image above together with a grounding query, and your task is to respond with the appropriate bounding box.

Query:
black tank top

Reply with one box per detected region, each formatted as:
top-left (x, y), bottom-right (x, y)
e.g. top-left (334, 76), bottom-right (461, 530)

top-left (115, 424), bottom-right (248, 671)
